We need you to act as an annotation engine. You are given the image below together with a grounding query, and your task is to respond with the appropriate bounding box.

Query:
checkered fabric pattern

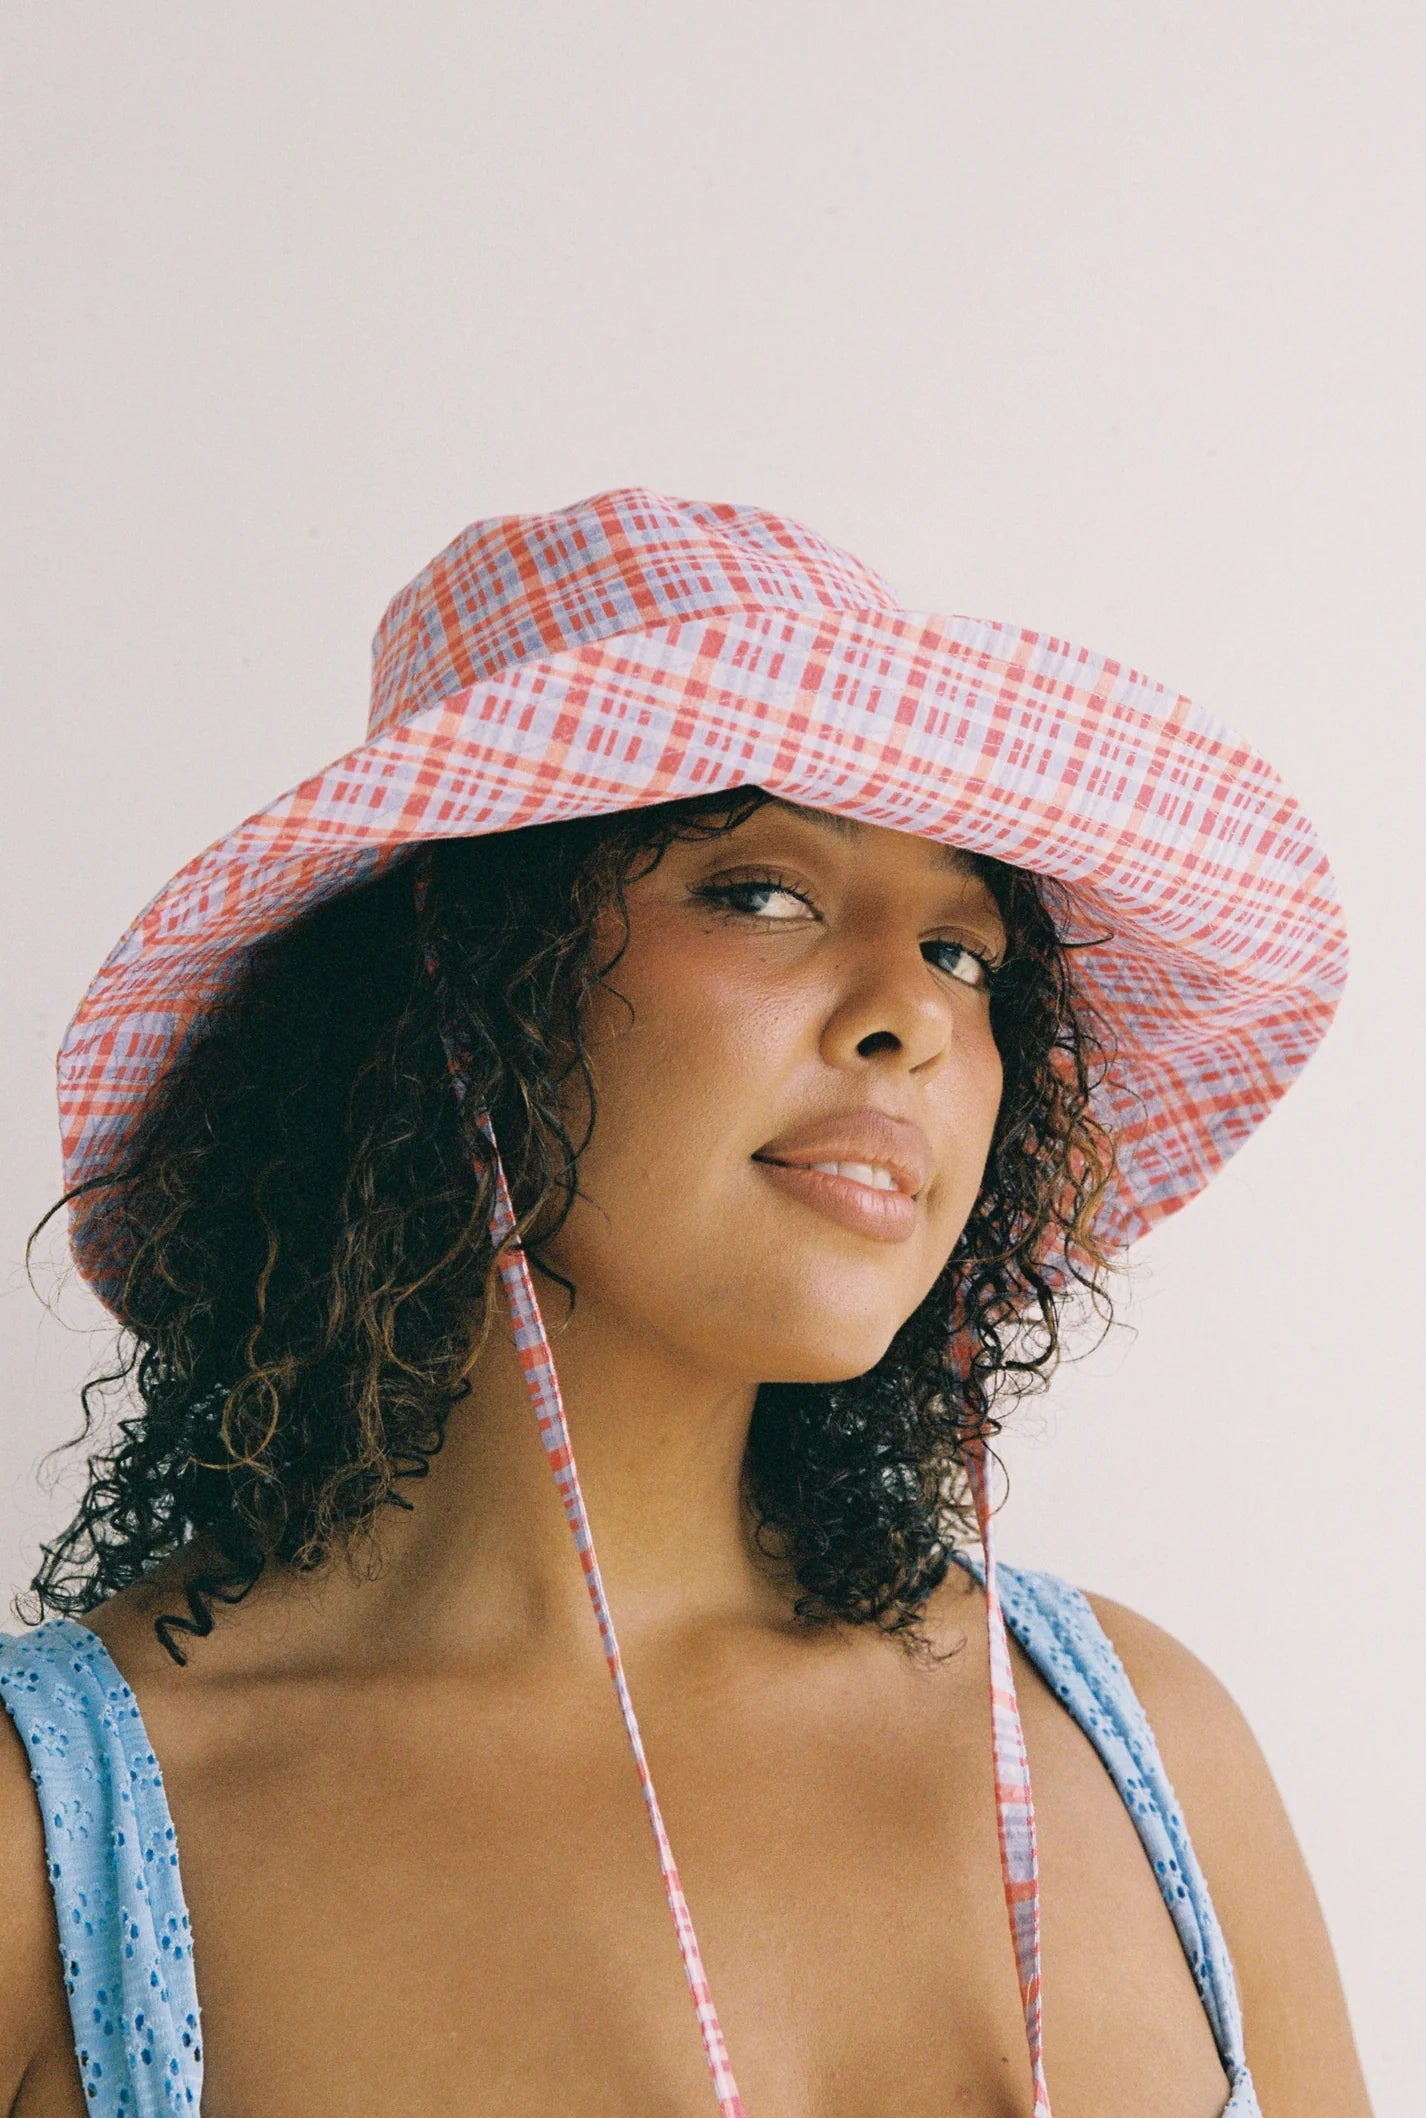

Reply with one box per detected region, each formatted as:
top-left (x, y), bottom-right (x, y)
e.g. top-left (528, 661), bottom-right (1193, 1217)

top-left (58, 484), bottom-right (1347, 1302)
top-left (967, 1440), bottom-right (1051, 2117)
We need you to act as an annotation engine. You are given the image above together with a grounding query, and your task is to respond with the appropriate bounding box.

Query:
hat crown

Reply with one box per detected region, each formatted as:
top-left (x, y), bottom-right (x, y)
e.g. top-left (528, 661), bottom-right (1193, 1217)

top-left (367, 486), bottom-right (902, 737)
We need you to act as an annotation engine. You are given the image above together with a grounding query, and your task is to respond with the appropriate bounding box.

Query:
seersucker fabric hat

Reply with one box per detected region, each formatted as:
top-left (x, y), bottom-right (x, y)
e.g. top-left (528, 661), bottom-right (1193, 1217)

top-left (61, 484), bottom-right (1345, 1305)
top-left (53, 488), bottom-right (1346, 2117)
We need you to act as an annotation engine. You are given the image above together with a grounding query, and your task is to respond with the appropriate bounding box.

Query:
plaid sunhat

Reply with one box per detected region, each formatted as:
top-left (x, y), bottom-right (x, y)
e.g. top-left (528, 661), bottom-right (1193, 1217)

top-left (60, 482), bottom-right (1346, 1303)
top-left (52, 485), bottom-right (1344, 2115)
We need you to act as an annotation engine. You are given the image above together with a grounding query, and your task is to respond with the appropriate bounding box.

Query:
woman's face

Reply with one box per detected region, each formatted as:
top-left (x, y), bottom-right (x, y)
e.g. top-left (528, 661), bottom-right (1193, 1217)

top-left (540, 800), bottom-right (1007, 1385)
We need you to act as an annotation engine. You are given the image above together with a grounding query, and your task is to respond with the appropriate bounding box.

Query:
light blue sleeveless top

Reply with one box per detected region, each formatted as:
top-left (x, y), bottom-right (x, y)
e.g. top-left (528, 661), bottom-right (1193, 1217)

top-left (0, 1566), bottom-right (1261, 2115)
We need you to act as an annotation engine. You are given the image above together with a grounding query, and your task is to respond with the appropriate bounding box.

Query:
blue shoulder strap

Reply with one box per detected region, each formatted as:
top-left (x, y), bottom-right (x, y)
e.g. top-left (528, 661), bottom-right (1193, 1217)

top-left (0, 1617), bottom-right (202, 2114)
top-left (954, 1553), bottom-right (1250, 2089)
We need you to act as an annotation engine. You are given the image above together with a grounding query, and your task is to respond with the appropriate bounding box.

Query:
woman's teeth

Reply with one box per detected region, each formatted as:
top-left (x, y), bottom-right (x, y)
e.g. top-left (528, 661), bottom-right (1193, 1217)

top-left (807, 1161), bottom-right (900, 1192)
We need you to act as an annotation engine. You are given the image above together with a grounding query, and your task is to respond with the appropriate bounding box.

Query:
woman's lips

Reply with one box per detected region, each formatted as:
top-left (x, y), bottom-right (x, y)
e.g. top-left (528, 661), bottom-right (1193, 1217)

top-left (751, 1109), bottom-right (931, 1244)
top-left (753, 1159), bottom-right (919, 1241)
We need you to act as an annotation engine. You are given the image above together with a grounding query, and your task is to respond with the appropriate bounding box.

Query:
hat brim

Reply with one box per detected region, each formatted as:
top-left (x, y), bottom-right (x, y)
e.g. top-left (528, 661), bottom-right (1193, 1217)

top-left (60, 603), bottom-right (1347, 1305)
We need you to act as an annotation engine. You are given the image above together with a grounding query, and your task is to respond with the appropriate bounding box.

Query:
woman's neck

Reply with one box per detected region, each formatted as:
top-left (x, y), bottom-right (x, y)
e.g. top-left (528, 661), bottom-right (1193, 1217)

top-left (252, 1284), bottom-right (796, 1677)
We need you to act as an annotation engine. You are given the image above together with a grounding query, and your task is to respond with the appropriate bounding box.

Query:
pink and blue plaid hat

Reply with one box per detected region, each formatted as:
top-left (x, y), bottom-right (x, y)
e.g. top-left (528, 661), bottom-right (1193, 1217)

top-left (59, 484), bottom-right (1347, 1306)
top-left (51, 486), bottom-right (1346, 2116)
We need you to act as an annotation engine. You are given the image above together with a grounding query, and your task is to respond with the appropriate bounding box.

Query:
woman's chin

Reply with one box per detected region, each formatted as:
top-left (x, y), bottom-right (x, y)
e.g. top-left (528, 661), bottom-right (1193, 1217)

top-left (761, 1358), bottom-right (894, 1388)
top-left (684, 1282), bottom-right (922, 1388)
top-left (747, 1325), bottom-right (906, 1389)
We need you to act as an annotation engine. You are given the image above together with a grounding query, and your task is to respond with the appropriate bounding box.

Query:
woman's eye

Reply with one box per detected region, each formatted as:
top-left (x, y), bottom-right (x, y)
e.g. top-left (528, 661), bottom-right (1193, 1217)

top-left (924, 938), bottom-right (995, 989)
top-left (697, 878), bottom-right (815, 921)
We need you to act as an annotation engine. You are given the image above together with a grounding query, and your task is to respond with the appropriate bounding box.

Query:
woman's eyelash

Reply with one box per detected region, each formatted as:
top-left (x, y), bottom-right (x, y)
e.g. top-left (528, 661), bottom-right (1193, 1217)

top-left (923, 937), bottom-right (1001, 989)
top-left (692, 873), bottom-right (814, 915)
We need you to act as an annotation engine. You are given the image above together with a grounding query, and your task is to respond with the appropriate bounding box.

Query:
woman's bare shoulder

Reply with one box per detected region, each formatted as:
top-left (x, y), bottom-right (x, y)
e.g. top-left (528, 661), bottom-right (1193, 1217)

top-left (1081, 1591), bottom-right (1244, 1744)
top-left (1084, 1591), bottom-right (1374, 2117)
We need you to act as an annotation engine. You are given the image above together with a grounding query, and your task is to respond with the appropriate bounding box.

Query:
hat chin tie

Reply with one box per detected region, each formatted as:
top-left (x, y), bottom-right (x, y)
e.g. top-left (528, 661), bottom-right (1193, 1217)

top-left (417, 862), bottom-right (1049, 2116)
top-left (476, 1117), bottom-right (749, 2112)
top-left (964, 1434), bottom-right (1051, 2114)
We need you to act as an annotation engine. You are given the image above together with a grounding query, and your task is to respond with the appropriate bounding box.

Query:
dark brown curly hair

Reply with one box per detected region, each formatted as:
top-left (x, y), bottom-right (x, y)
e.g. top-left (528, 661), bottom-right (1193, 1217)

top-left (21, 789), bottom-right (1116, 1663)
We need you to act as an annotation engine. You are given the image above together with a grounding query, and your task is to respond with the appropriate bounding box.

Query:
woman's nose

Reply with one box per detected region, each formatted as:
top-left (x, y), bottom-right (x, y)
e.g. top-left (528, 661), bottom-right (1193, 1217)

top-left (818, 946), bottom-right (955, 1076)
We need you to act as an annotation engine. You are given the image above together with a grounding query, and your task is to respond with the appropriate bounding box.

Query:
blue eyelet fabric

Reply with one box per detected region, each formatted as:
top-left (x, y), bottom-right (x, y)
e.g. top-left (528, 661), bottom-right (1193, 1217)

top-left (3, 1574), bottom-right (1261, 2115)
top-left (951, 1554), bottom-right (1262, 2116)
top-left (0, 1618), bottom-right (201, 2112)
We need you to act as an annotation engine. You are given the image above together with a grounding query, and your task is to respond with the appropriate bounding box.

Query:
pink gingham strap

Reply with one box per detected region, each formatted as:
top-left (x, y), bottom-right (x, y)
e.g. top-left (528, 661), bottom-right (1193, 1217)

top-left (480, 1138), bottom-right (746, 2114)
top-left (966, 1438), bottom-right (1052, 2116)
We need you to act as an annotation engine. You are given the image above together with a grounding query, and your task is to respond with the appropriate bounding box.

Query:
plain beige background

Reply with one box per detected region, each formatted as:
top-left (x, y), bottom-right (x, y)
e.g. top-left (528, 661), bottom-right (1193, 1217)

top-left (3, 2), bottom-right (1422, 2107)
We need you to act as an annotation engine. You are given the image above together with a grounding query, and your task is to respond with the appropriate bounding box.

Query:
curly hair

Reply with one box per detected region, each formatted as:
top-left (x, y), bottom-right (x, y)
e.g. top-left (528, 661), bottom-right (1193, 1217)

top-left (21, 790), bottom-right (1116, 1663)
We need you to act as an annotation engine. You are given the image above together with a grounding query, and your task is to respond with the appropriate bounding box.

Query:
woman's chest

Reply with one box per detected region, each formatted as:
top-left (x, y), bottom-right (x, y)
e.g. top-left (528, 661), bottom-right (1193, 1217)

top-left (129, 1651), bottom-right (1231, 2118)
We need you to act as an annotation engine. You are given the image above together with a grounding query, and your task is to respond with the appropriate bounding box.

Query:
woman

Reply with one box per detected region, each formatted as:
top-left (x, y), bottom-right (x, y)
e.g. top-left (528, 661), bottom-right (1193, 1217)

top-left (0, 489), bottom-right (1370, 2115)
